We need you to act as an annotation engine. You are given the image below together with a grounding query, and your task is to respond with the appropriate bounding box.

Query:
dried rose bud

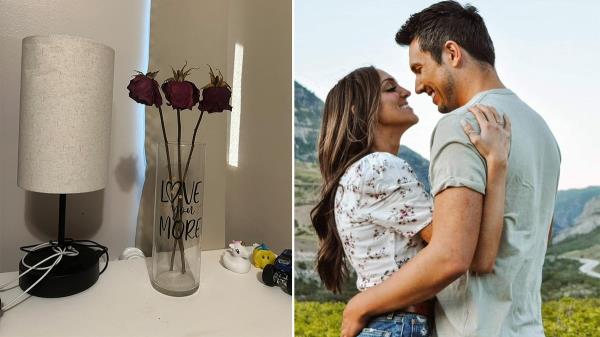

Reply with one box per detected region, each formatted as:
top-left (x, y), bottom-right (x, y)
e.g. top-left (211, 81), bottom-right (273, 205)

top-left (199, 87), bottom-right (232, 113)
top-left (161, 62), bottom-right (200, 110)
top-left (161, 81), bottom-right (200, 110)
top-left (198, 66), bottom-right (232, 113)
top-left (127, 71), bottom-right (162, 107)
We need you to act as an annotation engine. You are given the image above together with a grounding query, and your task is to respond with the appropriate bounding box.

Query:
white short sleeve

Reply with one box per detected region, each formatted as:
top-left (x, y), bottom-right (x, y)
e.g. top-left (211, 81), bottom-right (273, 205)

top-left (354, 152), bottom-right (433, 235)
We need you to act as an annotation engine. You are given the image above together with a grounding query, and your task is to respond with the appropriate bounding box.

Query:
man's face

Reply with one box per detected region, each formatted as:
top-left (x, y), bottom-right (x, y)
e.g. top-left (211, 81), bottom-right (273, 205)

top-left (408, 39), bottom-right (458, 113)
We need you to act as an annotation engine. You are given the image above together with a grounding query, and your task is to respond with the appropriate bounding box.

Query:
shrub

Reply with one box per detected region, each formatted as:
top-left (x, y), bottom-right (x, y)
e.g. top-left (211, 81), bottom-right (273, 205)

top-left (295, 298), bottom-right (600, 337)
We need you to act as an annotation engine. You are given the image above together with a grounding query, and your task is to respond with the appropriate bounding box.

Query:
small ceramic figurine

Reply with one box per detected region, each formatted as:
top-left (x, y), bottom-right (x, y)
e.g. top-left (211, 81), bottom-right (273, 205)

top-left (252, 244), bottom-right (277, 269)
top-left (222, 240), bottom-right (254, 273)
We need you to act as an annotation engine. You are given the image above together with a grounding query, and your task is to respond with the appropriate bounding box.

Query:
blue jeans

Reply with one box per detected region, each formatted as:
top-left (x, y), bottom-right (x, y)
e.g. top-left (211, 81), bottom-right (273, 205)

top-left (357, 312), bottom-right (432, 337)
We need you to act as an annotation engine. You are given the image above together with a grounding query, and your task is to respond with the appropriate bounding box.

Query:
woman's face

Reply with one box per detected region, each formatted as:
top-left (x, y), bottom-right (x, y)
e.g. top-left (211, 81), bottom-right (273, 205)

top-left (376, 69), bottom-right (418, 128)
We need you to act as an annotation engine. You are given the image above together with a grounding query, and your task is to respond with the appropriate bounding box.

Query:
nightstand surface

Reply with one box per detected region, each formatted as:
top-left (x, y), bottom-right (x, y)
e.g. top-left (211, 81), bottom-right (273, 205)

top-left (0, 249), bottom-right (292, 337)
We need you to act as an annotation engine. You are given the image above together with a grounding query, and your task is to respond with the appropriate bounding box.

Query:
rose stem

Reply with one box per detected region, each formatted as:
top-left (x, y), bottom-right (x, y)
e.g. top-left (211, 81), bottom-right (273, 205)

top-left (171, 109), bottom-right (204, 274)
top-left (182, 110), bottom-right (205, 181)
top-left (171, 108), bottom-right (186, 274)
top-left (162, 104), bottom-right (178, 271)
top-left (158, 105), bottom-right (177, 216)
top-left (159, 105), bottom-right (183, 273)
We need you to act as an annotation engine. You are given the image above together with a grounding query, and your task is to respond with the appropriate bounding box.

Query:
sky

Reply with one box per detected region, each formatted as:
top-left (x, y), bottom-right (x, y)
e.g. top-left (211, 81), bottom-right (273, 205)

top-left (295, 0), bottom-right (600, 190)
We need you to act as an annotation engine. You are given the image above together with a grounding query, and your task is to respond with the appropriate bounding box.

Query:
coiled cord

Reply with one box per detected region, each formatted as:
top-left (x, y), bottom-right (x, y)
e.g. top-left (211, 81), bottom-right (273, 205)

top-left (0, 239), bottom-right (108, 313)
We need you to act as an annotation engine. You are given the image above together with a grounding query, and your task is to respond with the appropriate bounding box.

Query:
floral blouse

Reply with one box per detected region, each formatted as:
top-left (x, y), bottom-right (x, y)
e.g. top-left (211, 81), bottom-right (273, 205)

top-left (334, 152), bottom-right (433, 291)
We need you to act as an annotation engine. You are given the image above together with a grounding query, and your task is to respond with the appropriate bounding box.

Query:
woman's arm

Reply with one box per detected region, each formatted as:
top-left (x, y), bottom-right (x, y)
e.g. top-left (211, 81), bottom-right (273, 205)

top-left (461, 104), bottom-right (511, 274)
top-left (419, 223), bottom-right (432, 243)
top-left (470, 159), bottom-right (507, 273)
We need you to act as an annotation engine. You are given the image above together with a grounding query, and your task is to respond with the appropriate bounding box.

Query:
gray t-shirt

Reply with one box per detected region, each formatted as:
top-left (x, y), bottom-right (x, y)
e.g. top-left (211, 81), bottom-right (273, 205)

top-left (430, 88), bottom-right (560, 337)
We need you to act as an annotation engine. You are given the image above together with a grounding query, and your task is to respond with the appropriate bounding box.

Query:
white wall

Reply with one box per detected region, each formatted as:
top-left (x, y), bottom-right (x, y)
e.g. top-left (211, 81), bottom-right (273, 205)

top-left (0, 0), bottom-right (150, 272)
top-left (225, 0), bottom-right (293, 253)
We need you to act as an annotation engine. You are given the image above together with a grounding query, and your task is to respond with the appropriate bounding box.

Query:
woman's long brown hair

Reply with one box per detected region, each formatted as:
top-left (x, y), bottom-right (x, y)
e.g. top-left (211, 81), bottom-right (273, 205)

top-left (311, 66), bottom-right (382, 293)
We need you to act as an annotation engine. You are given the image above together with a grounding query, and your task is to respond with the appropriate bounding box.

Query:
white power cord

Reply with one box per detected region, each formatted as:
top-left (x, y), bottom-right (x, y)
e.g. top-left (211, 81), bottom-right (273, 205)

top-left (0, 242), bottom-right (79, 312)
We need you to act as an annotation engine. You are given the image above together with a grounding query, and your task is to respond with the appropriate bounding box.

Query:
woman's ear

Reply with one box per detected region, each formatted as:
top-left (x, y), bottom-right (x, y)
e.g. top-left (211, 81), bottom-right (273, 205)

top-left (444, 40), bottom-right (462, 67)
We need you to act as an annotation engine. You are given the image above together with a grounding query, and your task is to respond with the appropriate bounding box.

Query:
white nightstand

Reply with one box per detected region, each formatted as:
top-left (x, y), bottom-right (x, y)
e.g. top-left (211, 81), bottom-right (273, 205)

top-left (0, 249), bottom-right (292, 337)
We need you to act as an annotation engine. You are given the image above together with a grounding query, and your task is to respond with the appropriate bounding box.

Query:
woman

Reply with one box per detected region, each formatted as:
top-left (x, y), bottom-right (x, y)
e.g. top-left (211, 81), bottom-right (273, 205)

top-left (311, 66), bottom-right (511, 337)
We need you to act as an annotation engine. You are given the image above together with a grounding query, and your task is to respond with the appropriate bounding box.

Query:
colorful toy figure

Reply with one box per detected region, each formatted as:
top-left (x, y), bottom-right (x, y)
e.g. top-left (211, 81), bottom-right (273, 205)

top-left (262, 249), bottom-right (292, 294)
top-left (252, 244), bottom-right (277, 269)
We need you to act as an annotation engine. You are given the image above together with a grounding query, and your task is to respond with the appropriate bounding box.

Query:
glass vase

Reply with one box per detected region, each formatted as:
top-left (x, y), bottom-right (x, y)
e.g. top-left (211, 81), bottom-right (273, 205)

top-left (151, 141), bottom-right (205, 296)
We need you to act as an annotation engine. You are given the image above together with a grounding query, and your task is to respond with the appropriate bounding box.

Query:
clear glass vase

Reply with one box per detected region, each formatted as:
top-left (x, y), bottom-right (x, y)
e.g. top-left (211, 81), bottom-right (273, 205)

top-left (151, 141), bottom-right (205, 296)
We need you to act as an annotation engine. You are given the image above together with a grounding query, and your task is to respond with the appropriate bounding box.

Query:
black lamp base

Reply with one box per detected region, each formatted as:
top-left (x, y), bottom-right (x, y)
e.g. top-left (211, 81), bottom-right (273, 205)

top-left (18, 243), bottom-right (100, 298)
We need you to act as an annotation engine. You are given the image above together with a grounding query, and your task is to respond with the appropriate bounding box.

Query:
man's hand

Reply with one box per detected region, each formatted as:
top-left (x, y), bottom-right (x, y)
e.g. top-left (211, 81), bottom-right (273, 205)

top-left (340, 294), bottom-right (369, 337)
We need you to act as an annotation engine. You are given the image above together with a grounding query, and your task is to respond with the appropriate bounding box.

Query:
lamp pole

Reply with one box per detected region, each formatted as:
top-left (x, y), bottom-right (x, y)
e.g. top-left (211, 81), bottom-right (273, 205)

top-left (58, 194), bottom-right (66, 246)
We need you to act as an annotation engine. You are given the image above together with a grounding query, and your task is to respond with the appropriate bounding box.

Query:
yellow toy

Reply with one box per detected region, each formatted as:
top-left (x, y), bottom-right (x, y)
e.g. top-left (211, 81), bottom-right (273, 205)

top-left (252, 244), bottom-right (277, 269)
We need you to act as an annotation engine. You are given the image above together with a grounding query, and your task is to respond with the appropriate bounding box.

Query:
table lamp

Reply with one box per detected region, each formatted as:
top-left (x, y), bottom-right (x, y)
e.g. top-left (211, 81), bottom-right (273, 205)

top-left (17, 35), bottom-right (115, 298)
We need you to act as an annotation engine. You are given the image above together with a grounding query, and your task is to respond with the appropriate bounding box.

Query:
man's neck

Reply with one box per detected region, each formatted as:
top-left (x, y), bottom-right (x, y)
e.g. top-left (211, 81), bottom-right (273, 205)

top-left (456, 66), bottom-right (505, 107)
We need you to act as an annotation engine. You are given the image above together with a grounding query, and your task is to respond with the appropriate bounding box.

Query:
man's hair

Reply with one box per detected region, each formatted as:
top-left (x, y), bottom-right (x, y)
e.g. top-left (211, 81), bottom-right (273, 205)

top-left (396, 1), bottom-right (495, 66)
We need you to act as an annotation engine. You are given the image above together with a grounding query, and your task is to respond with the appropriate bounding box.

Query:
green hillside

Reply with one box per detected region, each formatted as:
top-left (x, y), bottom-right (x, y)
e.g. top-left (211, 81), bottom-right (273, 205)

top-left (549, 226), bottom-right (600, 257)
top-left (295, 160), bottom-right (320, 206)
top-left (541, 227), bottom-right (600, 299)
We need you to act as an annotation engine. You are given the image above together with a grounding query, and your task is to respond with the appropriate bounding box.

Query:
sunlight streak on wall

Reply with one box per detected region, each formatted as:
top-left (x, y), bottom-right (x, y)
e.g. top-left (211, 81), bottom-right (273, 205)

top-left (228, 42), bottom-right (244, 167)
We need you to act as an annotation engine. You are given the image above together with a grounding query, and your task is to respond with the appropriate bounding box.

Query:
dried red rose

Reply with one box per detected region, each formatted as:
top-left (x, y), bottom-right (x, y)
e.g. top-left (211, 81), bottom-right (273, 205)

top-left (127, 71), bottom-right (162, 107)
top-left (161, 63), bottom-right (200, 110)
top-left (198, 66), bottom-right (232, 113)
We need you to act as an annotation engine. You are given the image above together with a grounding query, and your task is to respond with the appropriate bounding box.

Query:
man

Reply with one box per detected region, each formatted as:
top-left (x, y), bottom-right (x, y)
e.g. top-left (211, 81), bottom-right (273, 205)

top-left (341, 1), bottom-right (560, 337)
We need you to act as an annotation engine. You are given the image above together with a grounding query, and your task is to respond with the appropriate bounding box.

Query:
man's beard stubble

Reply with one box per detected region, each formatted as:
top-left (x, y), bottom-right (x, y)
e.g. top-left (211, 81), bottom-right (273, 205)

top-left (438, 69), bottom-right (456, 114)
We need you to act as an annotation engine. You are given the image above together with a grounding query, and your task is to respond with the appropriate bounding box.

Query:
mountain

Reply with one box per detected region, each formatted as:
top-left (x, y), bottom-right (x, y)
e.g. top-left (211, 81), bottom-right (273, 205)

top-left (294, 81), bottom-right (431, 192)
top-left (398, 145), bottom-right (430, 193)
top-left (294, 82), bottom-right (323, 163)
top-left (553, 186), bottom-right (600, 238)
top-left (554, 195), bottom-right (600, 243)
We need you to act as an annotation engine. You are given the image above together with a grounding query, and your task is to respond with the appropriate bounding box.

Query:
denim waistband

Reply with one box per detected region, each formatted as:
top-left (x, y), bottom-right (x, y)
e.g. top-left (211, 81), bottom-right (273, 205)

top-left (371, 311), bottom-right (430, 324)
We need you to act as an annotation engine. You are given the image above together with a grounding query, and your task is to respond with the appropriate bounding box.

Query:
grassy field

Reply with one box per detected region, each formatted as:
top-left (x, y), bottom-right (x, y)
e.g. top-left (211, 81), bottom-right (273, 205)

top-left (296, 298), bottom-right (600, 337)
top-left (295, 160), bottom-right (321, 206)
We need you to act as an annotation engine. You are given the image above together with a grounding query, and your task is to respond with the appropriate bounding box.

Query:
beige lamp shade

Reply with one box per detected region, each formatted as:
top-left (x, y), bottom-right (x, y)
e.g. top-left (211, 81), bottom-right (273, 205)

top-left (18, 35), bottom-right (115, 193)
